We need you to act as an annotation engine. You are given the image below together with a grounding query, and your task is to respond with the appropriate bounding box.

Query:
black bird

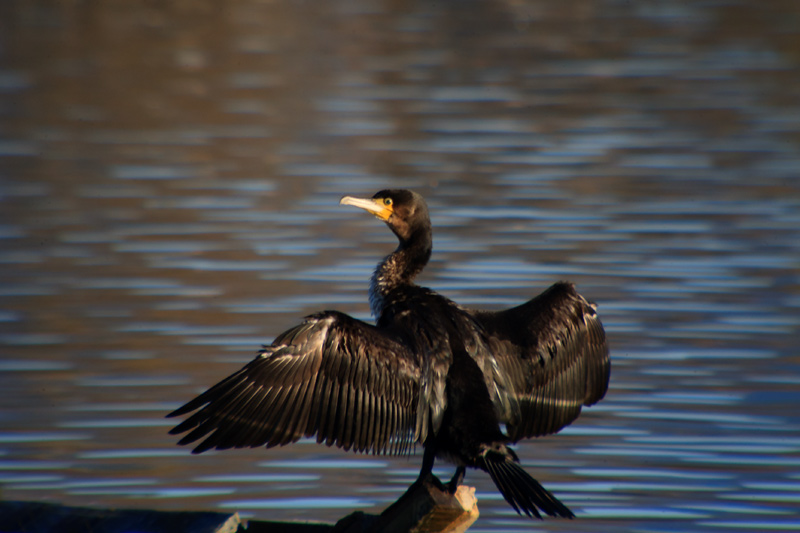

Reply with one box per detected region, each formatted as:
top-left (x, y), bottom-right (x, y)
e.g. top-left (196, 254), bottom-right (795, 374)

top-left (168, 189), bottom-right (609, 519)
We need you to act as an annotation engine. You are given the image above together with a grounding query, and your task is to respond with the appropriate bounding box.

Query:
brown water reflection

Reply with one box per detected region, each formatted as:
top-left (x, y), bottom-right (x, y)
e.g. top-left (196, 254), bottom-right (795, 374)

top-left (2, 0), bottom-right (799, 531)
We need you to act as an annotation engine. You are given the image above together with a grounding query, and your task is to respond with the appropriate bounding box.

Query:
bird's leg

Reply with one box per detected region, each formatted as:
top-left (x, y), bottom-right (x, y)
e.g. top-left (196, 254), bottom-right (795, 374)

top-left (416, 442), bottom-right (436, 483)
top-left (412, 439), bottom-right (447, 491)
top-left (447, 466), bottom-right (466, 494)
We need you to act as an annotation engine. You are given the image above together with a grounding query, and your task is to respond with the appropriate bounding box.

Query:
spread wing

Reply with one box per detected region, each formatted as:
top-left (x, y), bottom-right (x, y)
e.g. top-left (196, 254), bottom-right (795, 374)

top-left (168, 311), bottom-right (421, 455)
top-left (470, 282), bottom-right (610, 442)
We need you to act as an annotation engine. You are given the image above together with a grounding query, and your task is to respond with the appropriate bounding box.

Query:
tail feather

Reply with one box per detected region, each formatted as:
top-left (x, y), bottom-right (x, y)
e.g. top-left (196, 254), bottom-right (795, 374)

top-left (479, 455), bottom-right (574, 519)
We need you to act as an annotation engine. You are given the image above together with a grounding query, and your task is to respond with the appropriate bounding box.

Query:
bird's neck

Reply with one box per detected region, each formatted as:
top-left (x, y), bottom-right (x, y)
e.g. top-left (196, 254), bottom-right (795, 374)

top-left (369, 235), bottom-right (431, 319)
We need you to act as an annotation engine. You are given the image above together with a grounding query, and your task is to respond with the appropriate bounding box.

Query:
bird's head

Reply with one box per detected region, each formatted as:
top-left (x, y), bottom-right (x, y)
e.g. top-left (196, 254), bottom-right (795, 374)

top-left (340, 189), bottom-right (430, 245)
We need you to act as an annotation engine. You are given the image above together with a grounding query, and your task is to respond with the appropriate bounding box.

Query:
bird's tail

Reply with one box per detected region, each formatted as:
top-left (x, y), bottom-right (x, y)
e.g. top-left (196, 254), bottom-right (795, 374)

top-left (478, 447), bottom-right (574, 519)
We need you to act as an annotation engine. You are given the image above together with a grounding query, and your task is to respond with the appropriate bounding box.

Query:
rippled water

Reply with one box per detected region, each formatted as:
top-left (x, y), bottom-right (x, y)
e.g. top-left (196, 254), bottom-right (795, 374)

top-left (1, 1), bottom-right (799, 531)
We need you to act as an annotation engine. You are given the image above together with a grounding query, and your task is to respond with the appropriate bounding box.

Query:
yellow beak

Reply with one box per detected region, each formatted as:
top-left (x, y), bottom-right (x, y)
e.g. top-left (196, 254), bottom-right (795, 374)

top-left (340, 196), bottom-right (393, 222)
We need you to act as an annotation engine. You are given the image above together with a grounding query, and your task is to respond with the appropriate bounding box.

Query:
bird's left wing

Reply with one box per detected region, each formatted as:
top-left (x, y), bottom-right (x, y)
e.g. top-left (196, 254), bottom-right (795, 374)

top-left (168, 311), bottom-right (421, 455)
top-left (468, 282), bottom-right (610, 442)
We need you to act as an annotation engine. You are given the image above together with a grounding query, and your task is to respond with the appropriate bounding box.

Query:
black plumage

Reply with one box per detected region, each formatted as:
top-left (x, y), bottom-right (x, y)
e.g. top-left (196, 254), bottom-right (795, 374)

top-left (168, 189), bottom-right (610, 519)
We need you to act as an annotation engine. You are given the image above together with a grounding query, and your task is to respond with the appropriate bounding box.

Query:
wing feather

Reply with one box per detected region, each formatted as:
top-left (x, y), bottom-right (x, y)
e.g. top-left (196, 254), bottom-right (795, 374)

top-left (168, 311), bottom-right (421, 455)
top-left (322, 378), bottom-right (341, 447)
top-left (470, 282), bottom-right (610, 441)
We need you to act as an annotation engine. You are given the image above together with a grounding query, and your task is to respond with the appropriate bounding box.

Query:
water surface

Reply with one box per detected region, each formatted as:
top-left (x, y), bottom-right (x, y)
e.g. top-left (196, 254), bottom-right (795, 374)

top-left (1, 1), bottom-right (799, 531)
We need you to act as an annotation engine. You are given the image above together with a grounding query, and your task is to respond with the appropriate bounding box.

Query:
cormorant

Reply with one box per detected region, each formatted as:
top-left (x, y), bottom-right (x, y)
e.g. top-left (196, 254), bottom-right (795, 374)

top-left (168, 189), bottom-right (610, 519)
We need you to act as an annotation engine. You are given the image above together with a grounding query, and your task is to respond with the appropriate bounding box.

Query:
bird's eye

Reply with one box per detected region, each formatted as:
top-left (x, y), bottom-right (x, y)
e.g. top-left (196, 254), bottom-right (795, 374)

top-left (383, 198), bottom-right (393, 206)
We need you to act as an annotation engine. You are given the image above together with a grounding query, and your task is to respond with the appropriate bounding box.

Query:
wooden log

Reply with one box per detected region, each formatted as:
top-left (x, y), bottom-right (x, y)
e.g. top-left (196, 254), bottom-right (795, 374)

top-left (333, 475), bottom-right (479, 533)
top-left (1, 477), bottom-right (478, 533)
top-left (0, 500), bottom-right (241, 533)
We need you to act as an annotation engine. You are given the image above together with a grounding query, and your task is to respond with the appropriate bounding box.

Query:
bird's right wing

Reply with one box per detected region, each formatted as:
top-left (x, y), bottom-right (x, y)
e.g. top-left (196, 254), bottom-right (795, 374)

top-left (168, 311), bottom-right (421, 455)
